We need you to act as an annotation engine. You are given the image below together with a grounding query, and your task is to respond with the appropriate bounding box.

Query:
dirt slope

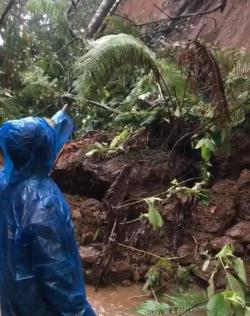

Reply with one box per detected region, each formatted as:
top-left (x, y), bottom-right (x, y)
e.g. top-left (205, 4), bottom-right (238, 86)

top-left (52, 122), bottom-right (250, 286)
top-left (119, 0), bottom-right (250, 51)
top-left (119, 0), bottom-right (166, 22)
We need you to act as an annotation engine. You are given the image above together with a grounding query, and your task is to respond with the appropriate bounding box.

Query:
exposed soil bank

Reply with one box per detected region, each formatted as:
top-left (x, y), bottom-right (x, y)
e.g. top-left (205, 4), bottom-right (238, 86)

top-left (119, 0), bottom-right (250, 51)
top-left (52, 121), bottom-right (250, 288)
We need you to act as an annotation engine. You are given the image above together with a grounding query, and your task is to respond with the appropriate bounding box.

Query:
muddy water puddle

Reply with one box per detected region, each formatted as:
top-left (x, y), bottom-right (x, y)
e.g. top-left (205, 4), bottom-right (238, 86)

top-left (87, 285), bottom-right (142, 316)
top-left (87, 263), bottom-right (250, 315)
top-left (87, 285), bottom-right (206, 316)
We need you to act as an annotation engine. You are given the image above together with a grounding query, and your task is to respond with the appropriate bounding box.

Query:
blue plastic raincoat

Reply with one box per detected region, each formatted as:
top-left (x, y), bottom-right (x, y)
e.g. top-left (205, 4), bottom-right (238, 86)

top-left (0, 111), bottom-right (96, 316)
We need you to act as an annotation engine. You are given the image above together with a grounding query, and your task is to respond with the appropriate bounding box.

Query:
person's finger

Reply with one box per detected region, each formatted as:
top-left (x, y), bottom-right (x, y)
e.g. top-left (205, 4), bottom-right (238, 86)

top-left (62, 104), bottom-right (70, 112)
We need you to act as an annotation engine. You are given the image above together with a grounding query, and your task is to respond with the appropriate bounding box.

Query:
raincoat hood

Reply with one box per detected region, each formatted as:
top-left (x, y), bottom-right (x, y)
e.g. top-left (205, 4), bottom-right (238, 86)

top-left (0, 110), bottom-right (73, 183)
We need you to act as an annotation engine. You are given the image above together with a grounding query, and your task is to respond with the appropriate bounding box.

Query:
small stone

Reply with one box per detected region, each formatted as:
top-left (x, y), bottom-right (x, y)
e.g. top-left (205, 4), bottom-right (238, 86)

top-left (79, 246), bottom-right (100, 266)
top-left (177, 244), bottom-right (195, 265)
top-left (110, 261), bottom-right (133, 282)
top-left (210, 236), bottom-right (244, 255)
top-left (226, 221), bottom-right (250, 243)
top-left (121, 280), bottom-right (132, 287)
top-left (237, 169), bottom-right (250, 189)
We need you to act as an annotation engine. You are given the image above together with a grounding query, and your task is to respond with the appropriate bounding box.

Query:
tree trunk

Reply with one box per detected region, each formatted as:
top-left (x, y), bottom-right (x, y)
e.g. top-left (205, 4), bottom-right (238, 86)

top-left (0, 0), bottom-right (16, 27)
top-left (86, 0), bottom-right (116, 38)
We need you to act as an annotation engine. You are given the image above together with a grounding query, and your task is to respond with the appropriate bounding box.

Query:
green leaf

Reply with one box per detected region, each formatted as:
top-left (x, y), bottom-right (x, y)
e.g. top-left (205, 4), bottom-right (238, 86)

top-left (195, 137), bottom-right (216, 162)
top-left (226, 273), bottom-right (245, 301)
top-left (207, 270), bottom-right (216, 298)
top-left (195, 138), bottom-right (206, 149)
top-left (204, 138), bottom-right (216, 151)
top-left (234, 258), bottom-right (247, 284)
top-left (201, 145), bottom-right (212, 162)
top-left (109, 129), bottom-right (130, 149)
top-left (207, 293), bottom-right (230, 316)
top-left (144, 198), bottom-right (163, 231)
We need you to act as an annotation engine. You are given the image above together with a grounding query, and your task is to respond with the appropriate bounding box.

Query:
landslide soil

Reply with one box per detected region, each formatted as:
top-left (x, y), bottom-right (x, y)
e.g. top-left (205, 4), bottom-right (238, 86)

top-left (52, 121), bottom-right (250, 287)
top-left (119, 0), bottom-right (250, 51)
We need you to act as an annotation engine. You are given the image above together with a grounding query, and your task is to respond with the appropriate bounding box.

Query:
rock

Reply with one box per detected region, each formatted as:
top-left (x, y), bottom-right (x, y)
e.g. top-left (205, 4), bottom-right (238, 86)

top-left (226, 221), bottom-right (250, 243)
top-left (110, 261), bottom-right (134, 282)
top-left (211, 180), bottom-right (237, 197)
top-left (237, 169), bottom-right (250, 219)
top-left (121, 280), bottom-right (133, 287)
top-left (196, 200), bottom-right (235, 233)
top-left (177, 244), bottom-right (195, 265)
top-left (214, 130), bottom-right (250, 179)
top-left (210, 236), bottom-right (244, 255)
top-left (238, 169), bottom-right (250, 189)
top-left (79, 246), bottom-right (101, 267)
top-left (193, 232), bottom-right (214, 251)
top-left (193, 263), bottom-right (226, 289)
top-left (196, 180), bottom-right (237, 233)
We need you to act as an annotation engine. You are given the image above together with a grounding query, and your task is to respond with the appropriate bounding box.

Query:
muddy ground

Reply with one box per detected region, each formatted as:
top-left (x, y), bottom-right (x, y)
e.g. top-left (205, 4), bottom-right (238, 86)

top-left (52, 121), bottom-right (250, 288)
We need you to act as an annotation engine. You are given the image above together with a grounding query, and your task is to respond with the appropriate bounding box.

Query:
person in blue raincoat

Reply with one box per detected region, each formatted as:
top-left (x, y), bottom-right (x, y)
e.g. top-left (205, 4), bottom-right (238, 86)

top-left (0, 105), bottom-right (97, 316)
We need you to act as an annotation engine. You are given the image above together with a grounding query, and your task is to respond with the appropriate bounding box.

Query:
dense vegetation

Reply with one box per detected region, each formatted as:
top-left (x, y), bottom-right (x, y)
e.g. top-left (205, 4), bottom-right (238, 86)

top-left (0, 1), bottom-right (250, 315)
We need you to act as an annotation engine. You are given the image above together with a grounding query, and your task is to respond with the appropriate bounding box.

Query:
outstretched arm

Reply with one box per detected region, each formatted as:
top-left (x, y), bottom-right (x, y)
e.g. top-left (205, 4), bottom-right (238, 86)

top-left (51, 104), bottom-right (75, 153)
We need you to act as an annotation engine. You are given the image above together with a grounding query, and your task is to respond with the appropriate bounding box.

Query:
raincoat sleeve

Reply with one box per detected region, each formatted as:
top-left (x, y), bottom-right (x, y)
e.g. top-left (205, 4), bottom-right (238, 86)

top-left (51, 110), bottom-right (74, 153)
top-left (29, 197), bottom-right (96, 316)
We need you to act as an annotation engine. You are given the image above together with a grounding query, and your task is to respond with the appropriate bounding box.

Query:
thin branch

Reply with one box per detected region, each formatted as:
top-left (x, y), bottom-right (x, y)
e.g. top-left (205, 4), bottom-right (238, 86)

top-left (0, 0), bottom-right (16, 27)
top-left (86, 99), bottom-right (121, 113)
top-left (117, 242), bottom-right (185, 261)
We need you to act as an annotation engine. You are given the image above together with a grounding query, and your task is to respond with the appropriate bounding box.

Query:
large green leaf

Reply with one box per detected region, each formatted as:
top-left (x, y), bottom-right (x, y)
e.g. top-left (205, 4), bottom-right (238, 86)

top-left (234, 258), bottom-right (247, 284)
top-left (207, 293), bottom-right (230, 316)
top-left (226, 273), bottom-right (245, 301)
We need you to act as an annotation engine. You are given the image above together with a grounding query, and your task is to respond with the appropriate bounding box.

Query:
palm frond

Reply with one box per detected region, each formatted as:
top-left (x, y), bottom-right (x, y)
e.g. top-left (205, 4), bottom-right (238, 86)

top-left (74, 33), bottom-right (160, 104)
top-left (137, 291), bottom-right (207, 315)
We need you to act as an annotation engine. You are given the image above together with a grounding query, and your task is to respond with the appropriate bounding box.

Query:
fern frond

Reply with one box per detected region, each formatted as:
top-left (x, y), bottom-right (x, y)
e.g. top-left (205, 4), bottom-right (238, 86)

top-left (74, 34), bottom-right (160, 104)
top-left (137, 300), bottom-right (172, 315)
top-left (137, 291), bottom-right (207, 315)
top-left (226, 60), bottom-right (250, 100)
top-left (164, 291), bottom-right (207, 313)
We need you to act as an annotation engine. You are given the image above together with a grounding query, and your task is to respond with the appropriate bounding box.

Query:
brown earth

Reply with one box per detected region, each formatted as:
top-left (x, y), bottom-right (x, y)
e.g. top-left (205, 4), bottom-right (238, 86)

top-left (119, 0), bottom-right (250, 51)
top-left (52, 122), bottom-right (250, 287)
top-left (119, 0), bottom-right (166, 22)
